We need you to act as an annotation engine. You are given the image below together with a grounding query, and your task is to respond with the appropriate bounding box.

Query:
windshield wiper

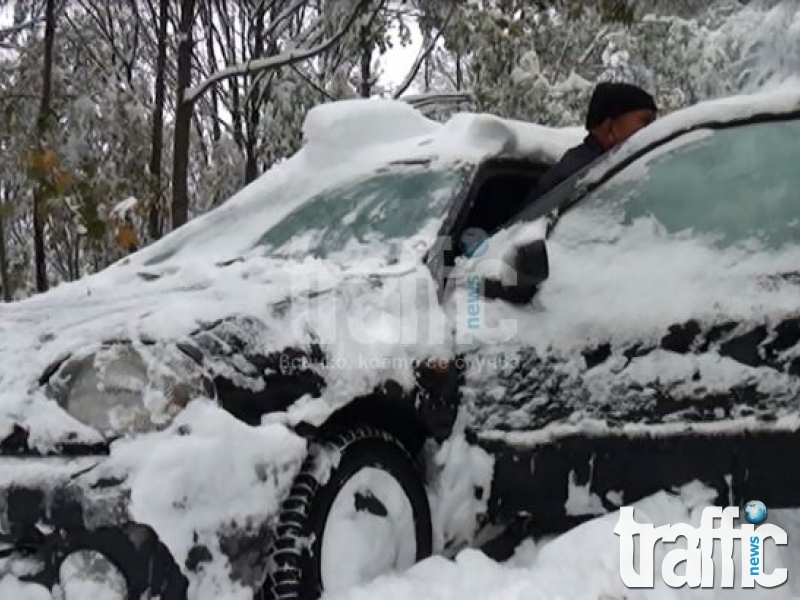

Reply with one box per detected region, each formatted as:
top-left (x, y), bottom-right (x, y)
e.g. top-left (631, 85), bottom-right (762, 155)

top-left (216, 256), bottom-right (245, 267)
top-left (137, 271), bottom-right (162, 281)
top-left (387, 157), bottom-right (433, 166)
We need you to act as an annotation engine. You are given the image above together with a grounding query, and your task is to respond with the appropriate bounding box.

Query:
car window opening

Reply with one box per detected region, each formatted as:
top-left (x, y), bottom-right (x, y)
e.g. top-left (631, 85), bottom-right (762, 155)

top-left (448, 162), bottom-right (547, 266)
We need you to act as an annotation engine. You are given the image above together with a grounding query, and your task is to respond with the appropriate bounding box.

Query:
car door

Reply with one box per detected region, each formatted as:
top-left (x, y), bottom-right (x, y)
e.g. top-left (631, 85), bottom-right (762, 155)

top-left (446, 116), bottom-right (800, 527)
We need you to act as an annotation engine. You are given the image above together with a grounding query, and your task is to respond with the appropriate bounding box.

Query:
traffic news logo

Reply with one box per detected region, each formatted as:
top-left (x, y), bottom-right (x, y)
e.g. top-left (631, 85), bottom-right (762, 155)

top-left (615, 501), bottom-right (788, 589)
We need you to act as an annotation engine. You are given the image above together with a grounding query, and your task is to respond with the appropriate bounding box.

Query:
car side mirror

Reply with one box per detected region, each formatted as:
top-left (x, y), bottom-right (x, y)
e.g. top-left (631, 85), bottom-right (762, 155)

top-left (513, 238), bottom-right (549, 287)
top-left (482, 239), bottom-right (549, 304)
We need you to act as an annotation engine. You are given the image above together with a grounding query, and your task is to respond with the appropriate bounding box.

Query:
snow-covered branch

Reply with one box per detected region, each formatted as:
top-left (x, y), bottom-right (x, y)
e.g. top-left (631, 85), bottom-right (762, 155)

top-left (184, 0), bottom-right (372, 105)
top-left (0, 18), bottom-right (43, 39)
top-left (262, 0), bottom-right (309, 41)
top-left (392, 4), bottom-right (457, 99)
top-left (402, 91), bottom-right (474, 110)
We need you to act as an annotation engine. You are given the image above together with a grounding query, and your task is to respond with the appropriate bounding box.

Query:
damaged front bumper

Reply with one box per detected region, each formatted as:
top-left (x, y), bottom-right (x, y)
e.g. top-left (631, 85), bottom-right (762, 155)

top-left (0, 456), bottom-right (187, 599)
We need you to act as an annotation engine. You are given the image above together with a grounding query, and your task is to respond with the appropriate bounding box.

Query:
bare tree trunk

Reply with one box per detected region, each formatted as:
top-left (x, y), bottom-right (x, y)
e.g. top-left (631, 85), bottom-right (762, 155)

top-left (220, 3), bottom-right (244, 150)
top-left (171, 0), bottom-right (196, 230)
top-left (359, 26), bottom-right (372, 98)
top-left (423, 29), bottom-right (431, 92)
top-left (0, 197), bottom-right (11, 302)
top-left (244, 3), bottom-right (266, 185)
top-left (72, 232), bottom-right (80, 281)
top-left (148, 0), bottom-right (168, 240)
top-left (202, 3), bottom-right (221, 143)
top-left (455, 52), bottom-right (463, 91)
top-left (33, 0), bottom-right (57, 293)
top-left (230, 78), bottom-right (243, 149)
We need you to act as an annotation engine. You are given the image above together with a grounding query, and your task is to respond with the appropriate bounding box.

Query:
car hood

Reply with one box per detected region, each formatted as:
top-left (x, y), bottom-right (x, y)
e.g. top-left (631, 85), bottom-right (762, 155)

top-left (0, 254), bottom-right (449, 450)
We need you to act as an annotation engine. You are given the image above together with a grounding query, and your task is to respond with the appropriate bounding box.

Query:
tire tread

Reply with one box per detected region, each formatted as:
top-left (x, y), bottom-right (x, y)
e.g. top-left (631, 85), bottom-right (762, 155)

top-left (262, 425), bottom-right (422, 600)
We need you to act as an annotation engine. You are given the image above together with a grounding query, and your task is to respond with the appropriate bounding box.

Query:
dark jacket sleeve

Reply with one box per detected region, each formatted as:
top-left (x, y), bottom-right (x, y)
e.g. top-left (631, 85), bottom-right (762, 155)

top-left (527, 137), bottom-right (605, 204)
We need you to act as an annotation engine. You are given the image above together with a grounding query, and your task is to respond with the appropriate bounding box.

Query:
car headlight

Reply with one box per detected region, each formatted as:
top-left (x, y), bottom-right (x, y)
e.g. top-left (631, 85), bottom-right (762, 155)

top-left (60, 550), bottom-right (127, 600)
top-left (46, 343), bottom-right (212, 437)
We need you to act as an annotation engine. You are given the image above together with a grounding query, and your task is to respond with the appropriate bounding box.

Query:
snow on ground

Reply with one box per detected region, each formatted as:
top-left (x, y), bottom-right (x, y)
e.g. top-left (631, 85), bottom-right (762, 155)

top-left (325, 487), bottom-right (800, 600)
top-left (5, 485), bottom-right (799, 600)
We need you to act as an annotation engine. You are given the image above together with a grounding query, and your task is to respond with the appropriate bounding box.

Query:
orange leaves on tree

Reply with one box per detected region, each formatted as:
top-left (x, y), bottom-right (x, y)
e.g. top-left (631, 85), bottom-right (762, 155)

top-left (52, 167), bottom-right (72, 193)
top-left (27, 147), bottom-right (72, 195)
top-left (115, 223), bottom-right (138, 251)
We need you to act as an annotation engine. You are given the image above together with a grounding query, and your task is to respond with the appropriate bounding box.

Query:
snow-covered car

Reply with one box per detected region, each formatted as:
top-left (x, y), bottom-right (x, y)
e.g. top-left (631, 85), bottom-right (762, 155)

top-left (0, 100), bottom-right (576, 600)
top-left (1, 90), bottom-right (800, 600)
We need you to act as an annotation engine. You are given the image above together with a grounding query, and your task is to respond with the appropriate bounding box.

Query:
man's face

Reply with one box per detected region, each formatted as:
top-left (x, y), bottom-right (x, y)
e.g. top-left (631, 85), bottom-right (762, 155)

top-left (608, 109), bottom-right (657, 147)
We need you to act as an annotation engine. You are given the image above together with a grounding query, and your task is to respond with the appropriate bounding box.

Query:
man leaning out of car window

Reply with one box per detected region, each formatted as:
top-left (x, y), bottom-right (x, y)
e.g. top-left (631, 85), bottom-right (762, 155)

top-left (530, 82), bottom-right (658, 202)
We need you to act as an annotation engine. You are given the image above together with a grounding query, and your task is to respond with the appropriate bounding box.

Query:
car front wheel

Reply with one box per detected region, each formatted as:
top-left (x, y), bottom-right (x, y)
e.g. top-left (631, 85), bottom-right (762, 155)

top-left (264, 426), bottom-right (433, 600)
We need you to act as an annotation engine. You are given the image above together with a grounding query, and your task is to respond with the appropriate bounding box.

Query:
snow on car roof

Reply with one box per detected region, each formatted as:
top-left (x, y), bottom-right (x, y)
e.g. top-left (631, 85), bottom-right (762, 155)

top-left (119, 85), bottom-right (800, 277)
top-left (301, 97), bottom-right (582, 167)
top-left (98, 99), bottom-right (580, 275)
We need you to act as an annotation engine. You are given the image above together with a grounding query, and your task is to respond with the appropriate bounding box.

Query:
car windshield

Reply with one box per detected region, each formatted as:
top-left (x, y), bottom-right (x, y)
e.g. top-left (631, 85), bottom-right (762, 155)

top-left (567, 119), bottom-right (800, 251)
top-left (144, 162), bottom-right (470, 266)
top-left (252, 164), bottom-right (469, 260)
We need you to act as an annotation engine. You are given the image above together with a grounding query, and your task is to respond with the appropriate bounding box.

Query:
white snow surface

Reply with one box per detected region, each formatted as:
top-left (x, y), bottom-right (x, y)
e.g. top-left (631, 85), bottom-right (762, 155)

top-left (110, 196), bottom-right (138, 219)
top-left (101, 402), bottom-right (306, 596)
top-left (324, 485), bottom-right (800, 600)
top-left (7, 485), bottom-right (800, 600)
top-left (427, 431), bottom-right (495, 553)
top-left (302, 97), bottom-right (580, 171)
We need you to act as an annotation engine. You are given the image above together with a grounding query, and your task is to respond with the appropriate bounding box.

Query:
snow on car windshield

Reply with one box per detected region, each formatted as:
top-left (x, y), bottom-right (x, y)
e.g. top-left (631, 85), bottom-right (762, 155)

top-left (251, 164), bottom-right (470, 261)
top-left (145, 163), bottom-right (469, 266)
top-left (590, 119), bottom-right (800, 251)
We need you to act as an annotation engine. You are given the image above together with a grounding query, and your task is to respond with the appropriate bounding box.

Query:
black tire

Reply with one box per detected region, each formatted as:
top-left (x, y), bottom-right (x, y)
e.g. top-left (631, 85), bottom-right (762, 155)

top-left (263, 426), bottom-right (433, 600)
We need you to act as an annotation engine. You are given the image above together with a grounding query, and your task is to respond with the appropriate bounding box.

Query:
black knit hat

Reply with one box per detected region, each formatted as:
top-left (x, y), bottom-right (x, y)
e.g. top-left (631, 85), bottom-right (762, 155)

top-left (585, 82), bottom-right (657, 129)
